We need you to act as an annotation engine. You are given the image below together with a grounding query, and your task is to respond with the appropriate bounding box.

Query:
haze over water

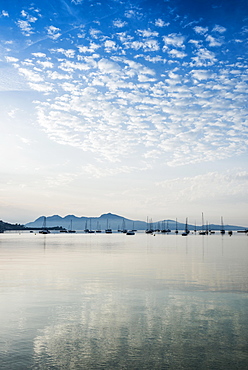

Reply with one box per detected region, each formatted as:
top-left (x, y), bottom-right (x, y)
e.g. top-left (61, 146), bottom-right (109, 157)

top-left (0, 232), bottom-right (247, 369)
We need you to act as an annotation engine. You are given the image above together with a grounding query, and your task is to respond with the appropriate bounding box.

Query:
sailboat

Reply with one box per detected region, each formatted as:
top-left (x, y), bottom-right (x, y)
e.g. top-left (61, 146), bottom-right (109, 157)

top-left (145, 217), bottom-right (153, 234)
top-left (84, 219), bottom-right (89, 233)
top-left (165, 220), bottom-right (171, 233)
top-left (39, 216), bottom-right (50, 234)
top-left (121, 218), bottom-right (127, 233)
top-left (194, 221), bottom-right (197, 234)
top-left (68, 219), bottom-right (76, 233)
top-left (95, 221), bottom-right (101, 233)
top-left (105, 219), bottom-right (112, 233)
top-left (161, 220), bottom-right (166, 233)
top-left (175, 218), bottom-right (178, 234)
top-left (182, 218), bottom-right (189, 236)
top-left (88, 218), bottom-right (94, 233)
top-left (132, 221), bottom-right (137, 232)
top-left (220, 217), bottom-right (225, 235)
top-left (199, 213), bottom-right (207, 235)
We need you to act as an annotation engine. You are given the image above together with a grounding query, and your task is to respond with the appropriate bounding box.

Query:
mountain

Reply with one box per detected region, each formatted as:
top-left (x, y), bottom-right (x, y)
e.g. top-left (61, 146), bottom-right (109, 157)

top-left (24, 213), bottom-right (247, 231)
top-left (25, 213), bottom-right (145, 231)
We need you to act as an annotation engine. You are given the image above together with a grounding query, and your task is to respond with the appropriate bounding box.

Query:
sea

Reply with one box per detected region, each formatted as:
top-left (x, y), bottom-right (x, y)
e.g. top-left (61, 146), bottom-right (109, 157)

top-left (0, 231), bottom-right (247, 369)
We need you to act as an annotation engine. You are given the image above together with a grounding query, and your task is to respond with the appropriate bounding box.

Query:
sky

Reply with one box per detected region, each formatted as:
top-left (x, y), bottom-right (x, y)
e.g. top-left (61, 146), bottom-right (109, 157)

top-left (0, 0), bottom-right (247, 226)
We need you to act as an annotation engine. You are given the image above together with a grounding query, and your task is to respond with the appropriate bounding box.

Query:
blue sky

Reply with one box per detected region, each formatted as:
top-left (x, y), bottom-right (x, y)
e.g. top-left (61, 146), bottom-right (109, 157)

top-left (0, 0), bottom-right (247, 226)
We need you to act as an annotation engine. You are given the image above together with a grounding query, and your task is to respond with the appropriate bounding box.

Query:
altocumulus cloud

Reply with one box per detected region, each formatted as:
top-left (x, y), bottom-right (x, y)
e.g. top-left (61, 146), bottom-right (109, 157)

top-left (3, 0), bottom-right (248, 173)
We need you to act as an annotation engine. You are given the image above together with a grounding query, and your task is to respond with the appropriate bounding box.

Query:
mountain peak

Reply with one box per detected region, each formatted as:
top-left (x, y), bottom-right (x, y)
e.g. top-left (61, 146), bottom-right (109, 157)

top-left (100, 213), bottom-right (122, 219)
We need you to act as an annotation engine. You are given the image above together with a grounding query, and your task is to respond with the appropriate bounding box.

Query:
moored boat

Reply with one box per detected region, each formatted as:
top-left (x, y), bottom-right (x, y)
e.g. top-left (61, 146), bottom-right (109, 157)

top-left (182, 218), bottom-right (189, 236)
top-left (126, 230), bottom-right (135, 235)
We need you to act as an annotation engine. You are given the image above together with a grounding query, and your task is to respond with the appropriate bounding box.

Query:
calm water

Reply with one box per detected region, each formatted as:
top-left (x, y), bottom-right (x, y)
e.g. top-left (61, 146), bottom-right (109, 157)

top-left (0, 232), bottom-right (248, 369)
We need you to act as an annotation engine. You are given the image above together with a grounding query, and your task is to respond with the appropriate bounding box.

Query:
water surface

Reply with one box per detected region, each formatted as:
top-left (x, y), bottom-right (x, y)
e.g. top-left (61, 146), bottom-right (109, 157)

top-left (0, 232), bottom-right (247, 369)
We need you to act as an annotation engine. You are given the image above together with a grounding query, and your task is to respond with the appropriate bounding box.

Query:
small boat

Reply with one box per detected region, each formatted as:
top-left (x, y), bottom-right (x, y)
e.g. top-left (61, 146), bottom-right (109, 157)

top-left (126, 230), bottom-right (135, 235)
top-left (145, 229), bottom-right (153, 234)
top-left (228, 230), bottom-right (233, 236)
top-left (105, 229), bottom-right (112, 234)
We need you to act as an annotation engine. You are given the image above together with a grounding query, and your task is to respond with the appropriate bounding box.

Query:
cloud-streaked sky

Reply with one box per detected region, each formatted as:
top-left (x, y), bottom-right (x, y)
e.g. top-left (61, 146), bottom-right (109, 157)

top-left (0, 0), bottom-right (247, 226)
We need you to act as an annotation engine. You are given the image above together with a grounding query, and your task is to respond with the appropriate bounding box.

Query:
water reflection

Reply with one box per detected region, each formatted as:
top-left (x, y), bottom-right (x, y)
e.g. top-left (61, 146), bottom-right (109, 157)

top-left (0, 233), bottom-right (248, 369)
top-left (32, 289), bottom-right (248, 369)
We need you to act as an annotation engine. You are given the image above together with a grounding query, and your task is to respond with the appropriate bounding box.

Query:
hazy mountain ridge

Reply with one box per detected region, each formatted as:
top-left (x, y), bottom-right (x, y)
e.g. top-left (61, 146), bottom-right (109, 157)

top-left (25, 213), bottom-right (247, 231)
top-left (0, 220), bottom-right (26, 231)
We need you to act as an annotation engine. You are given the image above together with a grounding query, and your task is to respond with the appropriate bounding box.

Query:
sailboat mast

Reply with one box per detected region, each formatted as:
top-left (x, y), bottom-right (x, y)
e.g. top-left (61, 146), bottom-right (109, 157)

top-left (175, 218), bottom-right (178, 233)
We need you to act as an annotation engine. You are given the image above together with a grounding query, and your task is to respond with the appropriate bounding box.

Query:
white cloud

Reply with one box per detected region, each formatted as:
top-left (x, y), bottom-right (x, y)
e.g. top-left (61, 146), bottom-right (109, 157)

top-left (47, 71), bottom-right (72, 80)
top-left (37, 60), bottom-right (54, 69)
top-left (168, 49), bottom-right (187, 58)
top-left (1, 10), bottom-right (9, 17)
top-left (32, 53), bottom-right (47, 58)
top-left (7, 109), bottom-right (19, 119)
top-left (28, 82), bottom-right (54, 92)
top-left (4, 3), bottom-right (247, 174)
top-left (77, 42), bottom-right (101, 53)
top-left (156, 170), bottom-right (248, 203)
top-left (143, 55), bottom-right (165, 63)
top-left (51, 48), bottom-right (75, 58)
top-left (191, 48), bottom-right (217, 66)
top-left (163, 34), bottom-right (185, 48)
top-left (212, 25), bottom-right (227, 33)
top-left (98, 58), bottom-right (121, 74)
top-left (188, 39), bottom-right (202, 48)
top-left (89, 28), bottom-right (102, 39)
top-left (113, 19), bottom-right (127, 28)
top-left (190, 70), bottom-right (213, 80)
top-left (193, 26), bottom-right (208, 35)
top-left (19, 68), bottom-right (43, 82)
top-left (20, 10), bottom-right (37, 23)
top-left (16, 20), bottom-right (33, 36)
top-left (143, 39), bottom-right (160, 52)
top-left (124, 9), bottom-right (142, 19)
top-left (47, 26), bottom-right (61, 40)
top-left (71, 0), bottom-right (83, 4)
top-left (155, 19), bottom-right (169, 27)
top-left (206, 35), bottom-right (223, 47)
top-left (104, 40), bottom-right (118, 52)
top-left (5, 56), bottom-right (19, 63)
top-left (137, 29), bottom-right (159, 38)
top-left (58, 60), bottom-right (90, 72)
